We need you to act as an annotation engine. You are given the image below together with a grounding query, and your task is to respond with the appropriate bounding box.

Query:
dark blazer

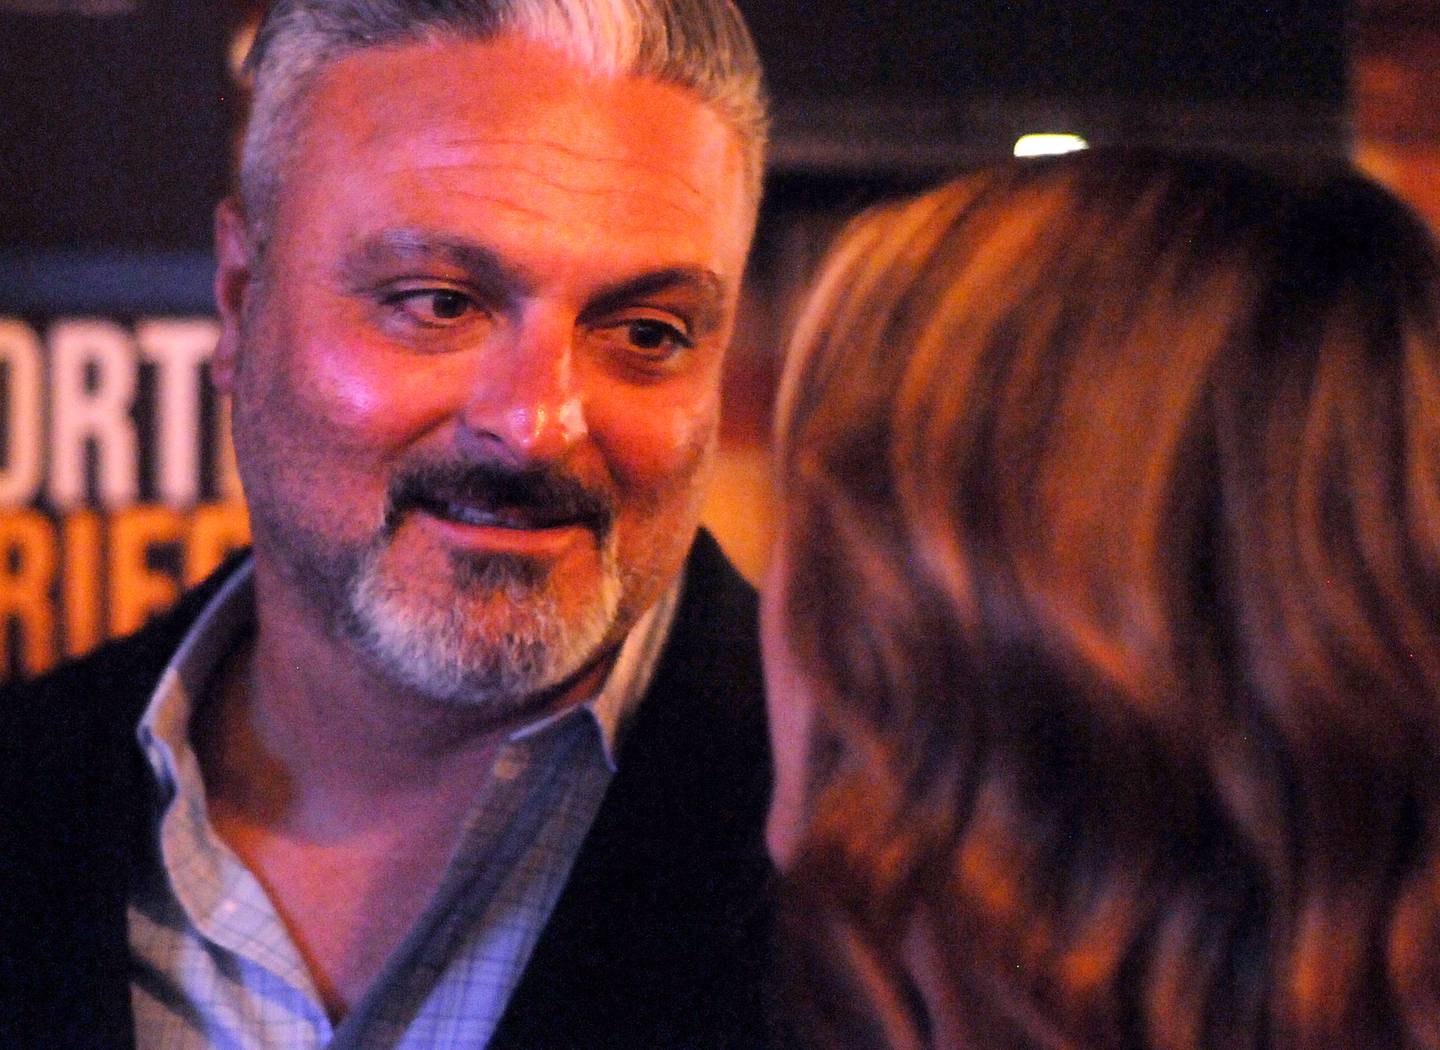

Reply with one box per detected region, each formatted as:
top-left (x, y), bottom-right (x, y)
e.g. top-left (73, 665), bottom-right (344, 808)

top-left (0, 530), bottom-right (774, 1050)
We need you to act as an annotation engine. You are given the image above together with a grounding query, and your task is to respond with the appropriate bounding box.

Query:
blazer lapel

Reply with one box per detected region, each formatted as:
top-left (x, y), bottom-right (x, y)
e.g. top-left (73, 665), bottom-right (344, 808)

top-left (490, 531), bottom-right (775, 1048)
top-left (0, 555), bottom-right (247, 1050)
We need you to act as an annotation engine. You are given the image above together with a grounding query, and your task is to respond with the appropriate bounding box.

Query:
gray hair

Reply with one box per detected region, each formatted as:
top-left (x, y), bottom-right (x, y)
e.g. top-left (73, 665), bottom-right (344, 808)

top-left (238, 0), bottom-right (768, 251)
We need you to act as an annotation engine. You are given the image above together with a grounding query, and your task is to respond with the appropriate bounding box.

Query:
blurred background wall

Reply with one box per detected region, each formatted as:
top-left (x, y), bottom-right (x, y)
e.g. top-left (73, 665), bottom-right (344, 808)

top-left (0, 0), bottom-right (1432, 679)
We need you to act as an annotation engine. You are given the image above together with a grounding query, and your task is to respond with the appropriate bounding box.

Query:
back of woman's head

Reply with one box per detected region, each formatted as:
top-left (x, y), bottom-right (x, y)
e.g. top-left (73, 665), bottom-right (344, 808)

top-left (772, 151), bottom-right (1440, 1050)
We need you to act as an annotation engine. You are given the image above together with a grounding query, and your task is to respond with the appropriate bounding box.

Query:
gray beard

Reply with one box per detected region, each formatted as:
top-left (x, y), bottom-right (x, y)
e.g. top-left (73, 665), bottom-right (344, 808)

top-left (338, 537), bottom-right (625, 716)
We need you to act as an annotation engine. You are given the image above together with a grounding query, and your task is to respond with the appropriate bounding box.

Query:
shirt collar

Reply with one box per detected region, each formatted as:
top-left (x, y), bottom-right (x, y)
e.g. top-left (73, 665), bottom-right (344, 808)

top-left (510, 578), bottom-right (679, 771)
top-left (137, 554), bottom-right (681, 787)
top-left (135, 557), bottom-right (256, 794)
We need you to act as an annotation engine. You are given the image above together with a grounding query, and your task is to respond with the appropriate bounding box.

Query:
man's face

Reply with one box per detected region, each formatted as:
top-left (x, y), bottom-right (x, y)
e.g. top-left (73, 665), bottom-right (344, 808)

top-left (214, 34), bottom-right (752, 714)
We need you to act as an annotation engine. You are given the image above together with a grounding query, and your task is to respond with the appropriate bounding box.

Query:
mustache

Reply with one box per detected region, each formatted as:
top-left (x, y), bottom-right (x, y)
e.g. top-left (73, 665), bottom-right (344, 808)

top-left (384, 460), bottom-right (615, 541)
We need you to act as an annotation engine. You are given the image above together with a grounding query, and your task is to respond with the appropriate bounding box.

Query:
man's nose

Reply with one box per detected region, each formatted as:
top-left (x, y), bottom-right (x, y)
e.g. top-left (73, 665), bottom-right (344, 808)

top-left (456, 312), bottom-right (589, 464)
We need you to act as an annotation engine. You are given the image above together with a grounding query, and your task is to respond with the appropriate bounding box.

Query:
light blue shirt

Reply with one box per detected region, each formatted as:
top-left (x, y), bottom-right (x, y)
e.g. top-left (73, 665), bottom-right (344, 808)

top-left (128, 557), bottom-right (677, 1049)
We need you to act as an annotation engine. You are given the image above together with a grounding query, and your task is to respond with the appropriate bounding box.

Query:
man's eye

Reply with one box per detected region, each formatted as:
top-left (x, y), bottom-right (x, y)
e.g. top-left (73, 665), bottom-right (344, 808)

top-left (387, 289), bottom-right (478, 326)
top-left (620, 319), bottom-right (692, 358)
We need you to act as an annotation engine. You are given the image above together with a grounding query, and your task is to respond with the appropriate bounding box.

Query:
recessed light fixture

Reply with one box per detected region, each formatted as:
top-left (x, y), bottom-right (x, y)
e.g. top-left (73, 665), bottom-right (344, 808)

top-left (1013, 133), bottom-right (1090, 158)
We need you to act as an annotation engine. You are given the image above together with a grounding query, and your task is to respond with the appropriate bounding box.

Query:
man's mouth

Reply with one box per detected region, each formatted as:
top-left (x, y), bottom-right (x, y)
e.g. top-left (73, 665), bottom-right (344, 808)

top-left (421, 498), bottom-right (583, 532)
top-left (385, 461), bottom-right (615, 545)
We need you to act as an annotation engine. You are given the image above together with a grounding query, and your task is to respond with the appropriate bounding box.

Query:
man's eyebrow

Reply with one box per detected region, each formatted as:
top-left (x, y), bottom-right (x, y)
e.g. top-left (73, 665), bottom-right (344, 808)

top-left (341, 229), bottom-right (534, 297)
top-left (343, 233), bottom-right (727, 332)
top-left (583, 267), bottom-right (729, 335)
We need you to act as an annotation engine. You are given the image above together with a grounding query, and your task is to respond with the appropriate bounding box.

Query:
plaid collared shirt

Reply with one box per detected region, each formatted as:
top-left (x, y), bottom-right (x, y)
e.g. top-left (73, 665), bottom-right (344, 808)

top-left (128, 558), bottom-right (678, 1049)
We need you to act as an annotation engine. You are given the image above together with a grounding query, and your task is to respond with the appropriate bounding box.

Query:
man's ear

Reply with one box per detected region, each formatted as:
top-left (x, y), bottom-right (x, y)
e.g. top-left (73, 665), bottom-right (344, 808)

top-left (213, 196), bottom-right (255, 394)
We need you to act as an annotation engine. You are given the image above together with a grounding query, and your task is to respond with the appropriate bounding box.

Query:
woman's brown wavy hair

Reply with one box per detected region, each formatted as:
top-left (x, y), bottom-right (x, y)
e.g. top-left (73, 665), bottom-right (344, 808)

top-left (771, 152), bottom-right (1440, 1050)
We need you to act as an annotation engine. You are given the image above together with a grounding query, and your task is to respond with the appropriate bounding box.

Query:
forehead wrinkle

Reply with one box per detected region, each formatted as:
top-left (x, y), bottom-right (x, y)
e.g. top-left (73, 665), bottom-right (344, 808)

top-left (436, 189), bottom-right (559, 228)
top-left (435, 176), bottom-right (716, 230)
top-left (429, 133), bottom-right (716, 208)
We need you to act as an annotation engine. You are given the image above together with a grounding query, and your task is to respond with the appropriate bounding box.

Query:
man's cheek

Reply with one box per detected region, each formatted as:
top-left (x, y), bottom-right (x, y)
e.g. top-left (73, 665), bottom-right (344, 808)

top-left (313, 357), bottom-right (389, 421)
top-left (601, 402), bottom-right (717, 494)
top-left (300, 345), bottom-right (449, 443)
